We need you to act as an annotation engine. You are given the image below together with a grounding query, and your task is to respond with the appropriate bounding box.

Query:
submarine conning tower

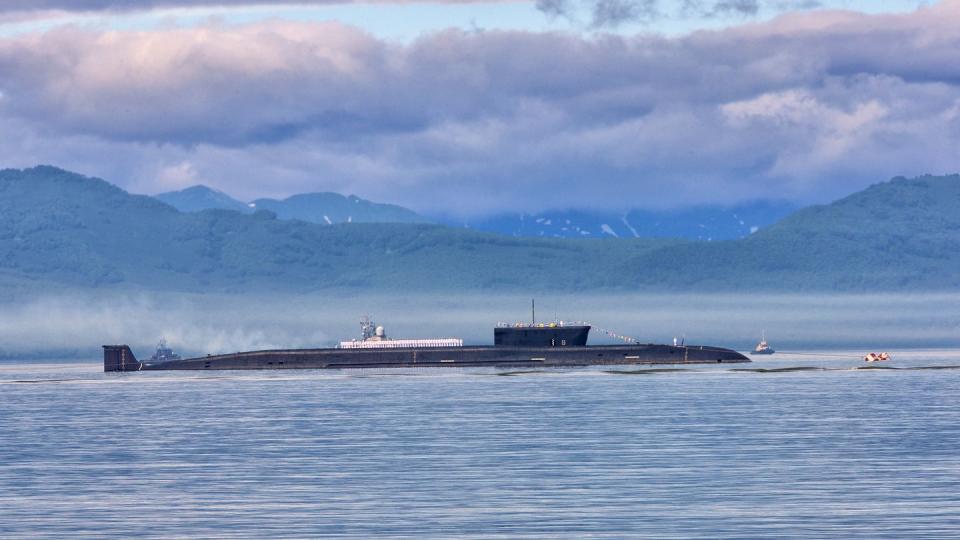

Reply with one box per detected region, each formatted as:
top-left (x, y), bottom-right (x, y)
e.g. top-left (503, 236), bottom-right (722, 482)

top-left (494, 323), bottom-right (590, 347)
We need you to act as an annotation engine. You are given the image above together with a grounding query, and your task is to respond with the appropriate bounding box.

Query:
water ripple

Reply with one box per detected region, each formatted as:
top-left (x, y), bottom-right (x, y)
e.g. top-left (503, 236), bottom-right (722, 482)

top-left (1, 354), bottom-right (959, 538)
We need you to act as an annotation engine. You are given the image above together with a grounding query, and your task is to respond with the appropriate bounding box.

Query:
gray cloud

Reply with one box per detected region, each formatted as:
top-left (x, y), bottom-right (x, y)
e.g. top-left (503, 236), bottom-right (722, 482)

top-left (536, 0), bottom-right (570, 18)
top-left (591, 0), bottom-right (659, 27)
top-left (0, 0), bottom-right (818, 17)
top-left (541, 0), bottom-right (823, 27)
top-left (712, 0), bottom-right (760, 15)
top-left (0, 1), bottom-right (335, 12)
top-left (0, 0), bottom-right (495, 19)
top-left (0, 3), bottom-right (959, 216)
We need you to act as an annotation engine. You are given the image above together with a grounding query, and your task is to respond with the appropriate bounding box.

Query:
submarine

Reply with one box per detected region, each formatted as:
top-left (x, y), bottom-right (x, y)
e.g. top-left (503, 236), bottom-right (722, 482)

top-left (103, 313), bottom-right (749, 372)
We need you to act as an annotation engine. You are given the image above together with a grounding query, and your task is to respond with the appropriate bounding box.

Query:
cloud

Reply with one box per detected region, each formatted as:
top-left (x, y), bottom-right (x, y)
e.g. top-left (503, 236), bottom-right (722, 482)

top-left (0, 0), bottom-right (489, 14)
top-left (1, 3), bottom-right (960, 215)
top-left (540, 0), bottom-right (823, 27)
top-left (536, 0), bottom-right (570, 18)
top-left (155, 161), bottom-right (204, 191)
top-left (1, 0), bottom-right (291, 8)
top-left (722, 86), bottom-right (892, 176)
top-left (711, 0), bottom-right (760, 15)
top-left (591, 0), bottom-right (658, 27)
top-left (0, 0), bottom-right (820, 27)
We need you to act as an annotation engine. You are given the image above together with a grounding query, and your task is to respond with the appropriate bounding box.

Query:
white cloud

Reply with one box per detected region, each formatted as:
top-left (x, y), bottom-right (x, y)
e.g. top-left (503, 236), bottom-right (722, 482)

top-left (155, 161), bottom-right (201, 191)
top-left (0, 3), bottom-right (959, 214)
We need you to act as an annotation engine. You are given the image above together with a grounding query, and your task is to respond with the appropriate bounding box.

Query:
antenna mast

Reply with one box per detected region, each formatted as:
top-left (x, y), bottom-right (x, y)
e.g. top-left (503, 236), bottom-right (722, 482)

top-left (531, 298), bottom-right (536, 325)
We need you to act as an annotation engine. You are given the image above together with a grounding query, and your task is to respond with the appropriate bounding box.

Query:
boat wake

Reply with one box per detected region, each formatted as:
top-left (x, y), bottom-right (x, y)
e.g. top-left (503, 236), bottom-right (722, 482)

top-left (5, 363), bottom-right (960, 386)
top-left (730, 366), bottom-right (826, 373)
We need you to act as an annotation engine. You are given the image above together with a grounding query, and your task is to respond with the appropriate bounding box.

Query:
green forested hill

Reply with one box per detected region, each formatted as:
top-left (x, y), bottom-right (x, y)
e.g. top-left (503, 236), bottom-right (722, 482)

top-left (0, 166), bottom-right (674, 292)
top-left (614, 175), bottom-right (960, 291)
top-left (748, 175), bottom-right (960, 289)
top-left (2, 166), bottom-right (959, 293)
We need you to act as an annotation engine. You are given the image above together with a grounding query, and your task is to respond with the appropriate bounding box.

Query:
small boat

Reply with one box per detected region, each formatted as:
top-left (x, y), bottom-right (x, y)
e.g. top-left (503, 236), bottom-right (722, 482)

top-left (864, 352), bottom-right (890, 363)
top-left (752, 332), bottom-right (775, 355)
top-left (149, 338), bottom-right (181, 363)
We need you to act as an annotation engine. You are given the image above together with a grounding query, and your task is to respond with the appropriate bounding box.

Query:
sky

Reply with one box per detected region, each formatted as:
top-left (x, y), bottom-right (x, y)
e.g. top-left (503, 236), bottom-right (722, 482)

top-left (0, 0), bottom-right (955, 216)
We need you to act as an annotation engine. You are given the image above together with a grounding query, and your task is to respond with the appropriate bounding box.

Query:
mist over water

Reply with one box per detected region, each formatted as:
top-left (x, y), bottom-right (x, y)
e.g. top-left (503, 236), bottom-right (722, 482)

top-left (1, 291), bottom-right (959, 358)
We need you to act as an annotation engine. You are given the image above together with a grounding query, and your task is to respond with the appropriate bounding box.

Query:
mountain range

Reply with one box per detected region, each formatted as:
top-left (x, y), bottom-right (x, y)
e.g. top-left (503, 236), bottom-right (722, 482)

top-left (2, 165), bottom-right (959, 294)
top-left (155, 185), bottom-right (796, 241)
top-left (449, 201), bottom-right (796, 241)
top-left (156, 185), bottom-right (427, 225)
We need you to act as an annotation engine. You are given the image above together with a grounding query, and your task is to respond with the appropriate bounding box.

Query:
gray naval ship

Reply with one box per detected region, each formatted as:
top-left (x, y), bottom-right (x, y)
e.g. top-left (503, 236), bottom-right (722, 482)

top-left (104, 313), bottom-right (749, 372)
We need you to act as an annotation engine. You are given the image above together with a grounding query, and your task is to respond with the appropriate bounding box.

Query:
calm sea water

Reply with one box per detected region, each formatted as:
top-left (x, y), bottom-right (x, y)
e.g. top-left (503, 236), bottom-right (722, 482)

top-left (2, 351), bottom-right (960, 539)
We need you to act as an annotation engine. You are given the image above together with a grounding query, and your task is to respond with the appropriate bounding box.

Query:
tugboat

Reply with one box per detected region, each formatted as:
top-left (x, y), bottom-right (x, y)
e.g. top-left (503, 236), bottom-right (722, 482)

top-left (752, 332), bottom-right (775, 355)
top-left (149, 338), bottom-right (181, 362)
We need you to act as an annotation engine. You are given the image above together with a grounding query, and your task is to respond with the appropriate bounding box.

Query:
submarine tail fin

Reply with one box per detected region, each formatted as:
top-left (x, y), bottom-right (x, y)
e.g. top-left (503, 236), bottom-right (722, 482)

top-left (103, 345), bottom-right (140, 372)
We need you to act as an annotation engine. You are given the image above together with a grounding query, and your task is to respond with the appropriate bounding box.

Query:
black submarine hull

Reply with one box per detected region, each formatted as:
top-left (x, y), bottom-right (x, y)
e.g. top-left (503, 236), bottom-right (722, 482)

top-left (104, 343), bottom-right (749, 372)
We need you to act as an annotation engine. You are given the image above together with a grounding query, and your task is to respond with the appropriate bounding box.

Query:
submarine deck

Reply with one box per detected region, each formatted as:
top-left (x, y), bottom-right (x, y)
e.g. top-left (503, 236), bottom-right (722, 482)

top-left (106, 344), bottom-right (749, 371)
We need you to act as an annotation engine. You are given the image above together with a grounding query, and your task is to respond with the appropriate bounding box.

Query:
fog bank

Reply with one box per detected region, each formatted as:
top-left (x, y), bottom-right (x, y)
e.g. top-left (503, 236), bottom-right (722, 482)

top-left (1, 292), bottom-right (958, 359)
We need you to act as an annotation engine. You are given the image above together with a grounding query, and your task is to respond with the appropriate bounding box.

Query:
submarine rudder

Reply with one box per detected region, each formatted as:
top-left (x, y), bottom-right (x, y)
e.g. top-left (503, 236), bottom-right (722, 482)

top-left (103, 345), bottom-right (141, 372)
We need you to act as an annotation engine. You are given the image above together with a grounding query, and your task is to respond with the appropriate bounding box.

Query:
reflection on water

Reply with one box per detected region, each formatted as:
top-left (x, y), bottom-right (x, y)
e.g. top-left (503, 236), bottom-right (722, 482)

top-left (1, 352), bottom-right (960, 538)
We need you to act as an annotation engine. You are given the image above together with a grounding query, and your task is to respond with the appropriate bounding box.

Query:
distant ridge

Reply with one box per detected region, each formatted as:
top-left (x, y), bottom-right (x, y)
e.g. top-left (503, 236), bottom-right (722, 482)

top-left (250, 192), bottom-right (428, 225)
top-left (442, 201), bottom-right (797, 241)
top-left (156, 185), bottom-right (251, 214)
top-left (156, 184), bottom-right (795, 240)
top-left (156, 185), bottom-right (429, 225)
top-left (2, 166), bottom-right (959, 293)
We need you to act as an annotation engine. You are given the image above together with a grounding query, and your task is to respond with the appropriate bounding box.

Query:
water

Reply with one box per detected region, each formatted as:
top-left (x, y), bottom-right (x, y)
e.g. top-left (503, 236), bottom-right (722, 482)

top-left (2, 352), bottom-right (960, 538)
